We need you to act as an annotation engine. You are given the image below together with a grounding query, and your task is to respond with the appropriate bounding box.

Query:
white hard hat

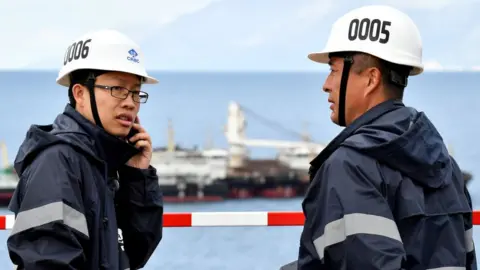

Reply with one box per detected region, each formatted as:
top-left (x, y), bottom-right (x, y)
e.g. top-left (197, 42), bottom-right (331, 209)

top-left (56, 29), bottom-right (158, 87)
top-left (308, 5), bottom-right (423, 75)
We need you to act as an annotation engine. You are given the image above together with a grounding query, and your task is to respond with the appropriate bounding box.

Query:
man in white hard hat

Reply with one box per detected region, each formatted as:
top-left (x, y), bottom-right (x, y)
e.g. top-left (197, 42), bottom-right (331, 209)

top-left (6, 29), bottom-right (164, 269)
top-left (287, 5), bottom-right (476, 270)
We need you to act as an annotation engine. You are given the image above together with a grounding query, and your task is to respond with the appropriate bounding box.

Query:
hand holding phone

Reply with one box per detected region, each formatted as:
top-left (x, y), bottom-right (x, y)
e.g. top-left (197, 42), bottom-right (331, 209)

top-left (126, 116), bottom-right (152, 169)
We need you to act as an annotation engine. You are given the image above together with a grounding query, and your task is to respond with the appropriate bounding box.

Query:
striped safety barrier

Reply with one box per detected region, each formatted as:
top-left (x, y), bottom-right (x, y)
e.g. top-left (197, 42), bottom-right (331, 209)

top-left (0, 211), bottom-right (478, 229)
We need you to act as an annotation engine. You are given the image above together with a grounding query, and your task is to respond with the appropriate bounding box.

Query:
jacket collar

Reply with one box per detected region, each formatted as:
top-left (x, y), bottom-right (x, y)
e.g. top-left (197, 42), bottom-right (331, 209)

top-left (310, 99), bottom-right (405, 168)
top-left (59, 104), bottom-right (141, 171)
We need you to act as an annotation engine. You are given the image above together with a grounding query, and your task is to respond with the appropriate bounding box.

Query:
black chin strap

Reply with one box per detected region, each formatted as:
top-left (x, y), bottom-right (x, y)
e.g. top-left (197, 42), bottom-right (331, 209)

top-left (338, 55), bottom-right (354, 127)
top-left (85, 72), bottom-right (104, 129)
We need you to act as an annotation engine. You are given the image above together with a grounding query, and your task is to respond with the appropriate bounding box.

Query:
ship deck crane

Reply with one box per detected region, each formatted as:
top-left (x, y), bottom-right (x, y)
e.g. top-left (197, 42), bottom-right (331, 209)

top-left (224, 101), bottom-right (326, 169)
top-left (224, 101), bottom-right (325, 149)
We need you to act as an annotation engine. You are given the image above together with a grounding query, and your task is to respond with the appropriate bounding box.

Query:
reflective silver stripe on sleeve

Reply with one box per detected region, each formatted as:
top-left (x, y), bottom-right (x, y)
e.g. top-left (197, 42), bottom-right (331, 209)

top-left (10, 201), bottom-right (89, 238)
top-left (465, 228), bottom-right (474, 253)
top-left (313, 213), bottom-right (402, 260)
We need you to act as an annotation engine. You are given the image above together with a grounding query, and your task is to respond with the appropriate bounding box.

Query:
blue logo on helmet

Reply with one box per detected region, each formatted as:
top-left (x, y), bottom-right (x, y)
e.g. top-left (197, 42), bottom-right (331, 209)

top-left (127, 49), bottom-right (139, 63)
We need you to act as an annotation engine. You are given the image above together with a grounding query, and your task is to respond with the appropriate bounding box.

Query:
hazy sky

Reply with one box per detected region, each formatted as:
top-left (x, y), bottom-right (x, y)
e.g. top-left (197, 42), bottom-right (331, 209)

top-left (2, 0), bottom-right (480, 71)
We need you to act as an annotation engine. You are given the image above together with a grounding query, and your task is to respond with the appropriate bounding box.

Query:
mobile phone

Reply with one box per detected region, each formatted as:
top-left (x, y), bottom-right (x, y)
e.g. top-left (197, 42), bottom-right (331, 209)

top-left (126, 116), bottom-right (139, 143)
top-left (126, 128), bottom-right (138, 142)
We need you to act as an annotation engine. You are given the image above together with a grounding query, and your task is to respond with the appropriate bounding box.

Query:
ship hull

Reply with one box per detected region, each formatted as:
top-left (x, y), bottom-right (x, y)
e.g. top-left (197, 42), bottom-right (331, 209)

top-left (159, 180), bottom-right (229, 203)
top-left (0, 188), bottom-right (15, 206)
top-left (224, 175), bottom-right (309, 200)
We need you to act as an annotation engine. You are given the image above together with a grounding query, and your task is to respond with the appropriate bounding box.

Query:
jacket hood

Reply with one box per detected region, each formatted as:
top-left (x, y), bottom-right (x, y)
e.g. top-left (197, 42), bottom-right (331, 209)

top-left (341, 103), bottom-right (451, 189)
top-left (14, 104), bottom-right (141, 175)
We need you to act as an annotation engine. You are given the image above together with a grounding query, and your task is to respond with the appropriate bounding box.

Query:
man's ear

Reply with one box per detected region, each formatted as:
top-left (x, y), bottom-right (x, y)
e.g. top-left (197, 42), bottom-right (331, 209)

top-left (72, 84), bottom-right (88, 108)
top-left (364, 67), bottom-right (382, 97)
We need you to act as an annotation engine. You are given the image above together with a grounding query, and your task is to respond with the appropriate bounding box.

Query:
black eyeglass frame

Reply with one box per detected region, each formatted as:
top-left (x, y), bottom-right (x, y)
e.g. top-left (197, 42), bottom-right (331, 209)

top-left (94, 84), bottom-right (149, 103)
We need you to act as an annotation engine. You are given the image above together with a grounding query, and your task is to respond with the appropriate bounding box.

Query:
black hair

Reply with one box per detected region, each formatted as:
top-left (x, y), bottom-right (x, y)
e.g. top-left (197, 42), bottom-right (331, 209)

top-left (67, 69), bottom-right (108, 108)
top-left (329, 51), bottom-right (412, 100)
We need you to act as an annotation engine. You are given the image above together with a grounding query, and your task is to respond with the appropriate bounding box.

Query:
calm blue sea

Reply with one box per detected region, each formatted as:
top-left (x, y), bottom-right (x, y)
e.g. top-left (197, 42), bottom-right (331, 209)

top-left (0, 71), bottom-right (479, 269)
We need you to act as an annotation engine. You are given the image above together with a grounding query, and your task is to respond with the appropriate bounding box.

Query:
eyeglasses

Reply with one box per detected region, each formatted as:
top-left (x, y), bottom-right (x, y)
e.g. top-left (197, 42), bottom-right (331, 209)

top-left (94, 84), bottom-right (149, 103)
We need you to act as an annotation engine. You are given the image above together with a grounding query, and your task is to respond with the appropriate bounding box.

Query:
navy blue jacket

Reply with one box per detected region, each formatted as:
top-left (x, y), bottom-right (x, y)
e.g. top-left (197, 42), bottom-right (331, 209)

top-left (298, 100), bottom-right (476, 269)
top-left (7, 104), bottom-right (164, 269)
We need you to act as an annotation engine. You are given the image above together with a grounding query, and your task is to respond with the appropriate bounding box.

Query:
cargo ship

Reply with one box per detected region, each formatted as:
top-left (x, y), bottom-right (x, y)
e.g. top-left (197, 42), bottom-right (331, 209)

top-left (149, 101), bottom-right (325, 202)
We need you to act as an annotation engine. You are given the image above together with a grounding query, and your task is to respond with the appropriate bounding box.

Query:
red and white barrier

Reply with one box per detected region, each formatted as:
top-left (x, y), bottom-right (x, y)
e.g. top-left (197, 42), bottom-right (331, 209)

top-left (0, 211), bottom-right (478, 229)
top-left (162, 211), bottom-right (305, 227)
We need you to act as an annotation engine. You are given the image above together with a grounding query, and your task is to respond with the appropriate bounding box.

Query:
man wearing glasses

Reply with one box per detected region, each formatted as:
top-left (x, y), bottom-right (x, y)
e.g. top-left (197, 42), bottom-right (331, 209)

top-left (7, 29), bottom-right (164, 270)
